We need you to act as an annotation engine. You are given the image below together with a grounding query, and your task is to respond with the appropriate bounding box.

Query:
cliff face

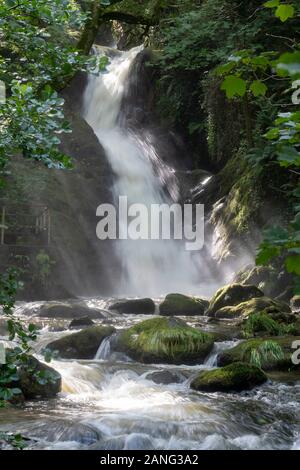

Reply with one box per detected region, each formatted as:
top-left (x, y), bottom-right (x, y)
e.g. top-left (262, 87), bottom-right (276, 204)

top-left (0, 73), bottom-right (119, 300)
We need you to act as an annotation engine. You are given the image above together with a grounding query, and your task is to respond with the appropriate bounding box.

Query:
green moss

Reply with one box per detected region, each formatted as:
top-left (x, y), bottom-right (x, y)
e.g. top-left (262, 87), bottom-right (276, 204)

top-left (218, 336), bottom-right (300, 371)
top-left (191, 362), bottom-right (267, 392)
top-left (241, 311), bottom-right (296, 338)
top-left (160, 293), bottom-right (208, 316)
top-left (213, 296), bottom-right (290, 319)
top-left (117, 317), bottom-right (214, 365)
top-left (207, 283), bottom-right (264, 316)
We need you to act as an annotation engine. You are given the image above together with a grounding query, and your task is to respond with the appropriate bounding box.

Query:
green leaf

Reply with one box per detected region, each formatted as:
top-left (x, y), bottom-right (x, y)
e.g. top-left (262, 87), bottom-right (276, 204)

top-left (286, 255), bottom-right (300, 275)
top-left (250, 80), bottom-right (268, 97)
top-left (263, 0), bottom-right (279, 7)
top-left (275, 4), bottom-right (295, 22)
top-left (277, 146), bottom-right (300, 167)
top-left (277, 52), bottom-right (300, 77)
top-left (265, 128), bottom-right (279, 140)
top-left (256, 245), bottom-right (281, 265)
top-left (220, 75), bottom-right (247, 99)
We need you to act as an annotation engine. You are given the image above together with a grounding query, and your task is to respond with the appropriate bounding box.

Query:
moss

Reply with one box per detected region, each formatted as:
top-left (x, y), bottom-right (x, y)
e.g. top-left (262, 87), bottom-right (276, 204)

top-left (47, 325), bottom-right (115, 359)
top-left (116, 317), bottom-right (214, 365)
top-left (207, 283), bottom-right (264, 316)
top-left (241, 311), bottom-right (297, 338)
top-left (160, 293), bottom-right (208, 316)
top-left (191, 362), bottom-right (267, 392)
top-left (218, 336), bottom-right (300, 371)
top-left (213, 296), bottom-right (290, 319)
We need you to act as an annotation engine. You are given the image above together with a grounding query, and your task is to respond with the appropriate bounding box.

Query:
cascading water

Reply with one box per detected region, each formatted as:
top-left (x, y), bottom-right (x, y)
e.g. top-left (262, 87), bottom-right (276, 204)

top-left (83, 46), bottom-right (201, 297)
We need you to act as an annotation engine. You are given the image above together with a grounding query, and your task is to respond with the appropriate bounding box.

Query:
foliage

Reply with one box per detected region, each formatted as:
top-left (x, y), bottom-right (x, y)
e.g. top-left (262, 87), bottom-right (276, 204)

top-left (242, 312), bottom-right (285, 337)
top-left (249, 339), bottom-right (284, 368)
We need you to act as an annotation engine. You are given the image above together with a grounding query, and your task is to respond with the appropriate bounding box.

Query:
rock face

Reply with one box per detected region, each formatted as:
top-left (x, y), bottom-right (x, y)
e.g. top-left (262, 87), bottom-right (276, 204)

top-left (69, 317), bottom-right (95, 329)
top-left (191, 362), bottom-right (267, 392)
top-left (159, 293), bottom-right (208, 316)
top-left (46, 325), bottom-right (115, 359)
top-left (38, 302), bottom-right (104, 320)
top-left (18, 356), bottom-right (61, 399)
top-left (213, 296), bottom-right (290, 319)
top-left (108, 298), bottom-right (155, 315)
top-left (217, 336), bottom-right (300, 371)
top-left (291, 296), bottom-right (300, 313)
top-left (115, 317), bottom-right (214, 365)
top-left (206, 284), bottom-right (264, 317)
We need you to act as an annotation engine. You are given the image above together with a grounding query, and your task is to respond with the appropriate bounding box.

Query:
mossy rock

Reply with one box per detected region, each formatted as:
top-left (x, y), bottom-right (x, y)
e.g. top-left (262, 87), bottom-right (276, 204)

top-left (217, 336), bottom-right (300, 371)
top-left (214, 296), bottom-right (290, 319)
top-left (159, 293), bottom-right (208, 316)
top-left (240, 310), bottom-right (297, 338)
top-left (47, 325), bottom-right (115, 359)
top-left (18, 356), bottom-right (61, 399)
top-left (69, 317), bottom-right (95, 329)
top-left (207, 284), bottom-right (264, 316)
top-left (115, 317), bottom-right (214, 365)
top-left (38, 303), bottom-right (104, 320)
top-left (191, 362), bottom-right (267, 392)
top-left (108, 298), bottom-right (155, 315)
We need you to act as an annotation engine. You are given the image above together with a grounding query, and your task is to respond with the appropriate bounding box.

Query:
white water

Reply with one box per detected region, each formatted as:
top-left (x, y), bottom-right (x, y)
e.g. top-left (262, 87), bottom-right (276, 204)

top-left (83, 46), bottom-right (201, 297)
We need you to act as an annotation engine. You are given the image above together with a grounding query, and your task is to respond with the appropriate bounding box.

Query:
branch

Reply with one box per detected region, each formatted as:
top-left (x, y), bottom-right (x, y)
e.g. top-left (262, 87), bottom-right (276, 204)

top-left (101, 11), bottom-right (157, 26)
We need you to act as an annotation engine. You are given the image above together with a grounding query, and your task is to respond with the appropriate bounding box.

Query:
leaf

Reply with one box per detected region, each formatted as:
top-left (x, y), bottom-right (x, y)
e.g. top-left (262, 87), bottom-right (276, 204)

top-left (265, 128), bottom-right (279, 140)
top-left (277, 146), bottom-right (300, 167)
top-left (275, 4), bottom-right (295, 22)
top-left (250, 80), bottom-right (268, 97)
top-left (220, 75), bottom-right (246, 99)
top-left (263, 0), bottom-right (279, 7)
top-left (286, 255), bottom-right (300, 275)
top-left (277, 52), bottom-right (300, 77)
top-left (256, 245), bottom-right (281, 265)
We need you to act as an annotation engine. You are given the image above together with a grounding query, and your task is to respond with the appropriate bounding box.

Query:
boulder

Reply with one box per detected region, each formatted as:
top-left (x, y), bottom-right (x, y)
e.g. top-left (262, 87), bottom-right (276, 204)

top-left (115, 317), bottom-right (214, 365)
top-left (108, 298), bottom-right (155, 315)
top-left (46, 325), bottom-right (115, 359)
top-left (217, 336), bottom-right (300, 371)
top-left (190, 362), bottom-right (267, 392)
top-left (38, 302), bottom-right (104, 320)
top-left (69, 317), bottom-right (95, 329)
top-left (146, 370), bottom-right (184, 385)
top-left (213, 296), bottom-right (290, 319)
top-left (206, 284), bottom-right (264, 316)
top-left (159, 293), bottom-right (208, 316)
top-left (18, 356), bottom-right (61, 399)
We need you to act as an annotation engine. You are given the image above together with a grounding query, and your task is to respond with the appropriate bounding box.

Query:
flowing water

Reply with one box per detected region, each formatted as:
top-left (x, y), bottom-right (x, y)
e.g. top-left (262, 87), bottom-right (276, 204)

top-left (0, 300), bottom-right (300, 450)
top-left (83, 46), bottom-right (211, 297)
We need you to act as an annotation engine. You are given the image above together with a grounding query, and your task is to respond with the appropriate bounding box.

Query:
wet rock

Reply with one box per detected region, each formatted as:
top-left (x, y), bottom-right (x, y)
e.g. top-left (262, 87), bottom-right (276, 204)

top-left (38, 302), bottom-right (104, 320)
top-left (46, 325), bottom-right (115, 359)
top-left (28, 420), bottom-right (102, 445)
top-left (191, 362), bottom-right (267, 392)
top-left (108, 298), bottom-right (155, 315)
top-left (115, 317), bottom-right (214, 365)
top-left (18, 356), bottom-right (61, 399)
top-left (0, 318), bottom-right (8, 335)
top-left (217, 336), bottom-right (300, 371)
top-left (213, 296), bottom-right (290, 319)
top-left (159, 293), bottom-right (208, 316)
top-left (69, 317), bottom-right (95, 329)
top-left (207, 284), bottom-right (264, 317)
top-left (146, 370), bottom-right (184, 385)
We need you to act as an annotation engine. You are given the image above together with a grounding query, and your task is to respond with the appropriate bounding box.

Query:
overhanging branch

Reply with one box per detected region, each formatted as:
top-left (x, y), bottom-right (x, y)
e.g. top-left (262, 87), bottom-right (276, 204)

top-left (101, 11), bottom-right (157, 26)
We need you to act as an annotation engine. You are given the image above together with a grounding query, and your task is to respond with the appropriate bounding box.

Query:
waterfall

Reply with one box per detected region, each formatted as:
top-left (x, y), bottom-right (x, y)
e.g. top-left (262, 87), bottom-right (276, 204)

top-left (83, 46), bottom-right (200, 297)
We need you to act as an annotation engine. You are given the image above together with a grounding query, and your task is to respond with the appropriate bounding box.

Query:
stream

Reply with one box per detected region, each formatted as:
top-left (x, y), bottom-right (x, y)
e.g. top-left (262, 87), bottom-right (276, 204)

top-left (0, 299), bottom-right (300, 450)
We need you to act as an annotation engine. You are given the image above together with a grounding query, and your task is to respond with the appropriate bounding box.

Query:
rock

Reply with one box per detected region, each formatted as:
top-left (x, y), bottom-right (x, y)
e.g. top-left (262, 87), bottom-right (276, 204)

top-left (190, 362), bottom-right (267, 392)
top-left (146, 370), bottom-right (184, 385)
top-left (217, 336), bottom-right (300, 371)
top-left (213, 296), bottom-right (290, 319)
top-left (240, 309), bottom-right (297, 337)
top-left (291, 296), bottom-right (300, 314)
top-left (108, 298), bottom-right (155, 315)
top-left (159, 293), bottom-right (208, 316)
top-left (46, 325), bottom-right (115, 359)
top-left (38, 302), bottom-right (104, 320)
top-left (18, 356), bottom-right (61, 399)
top-left (69, 317), bottom-right (95, 329)
top-left (0, 318), bottom-right (8, 335)
top-left (207, 284), bottom-right (264, 316)
top-left (115, 317), bottom-right (214, 365)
